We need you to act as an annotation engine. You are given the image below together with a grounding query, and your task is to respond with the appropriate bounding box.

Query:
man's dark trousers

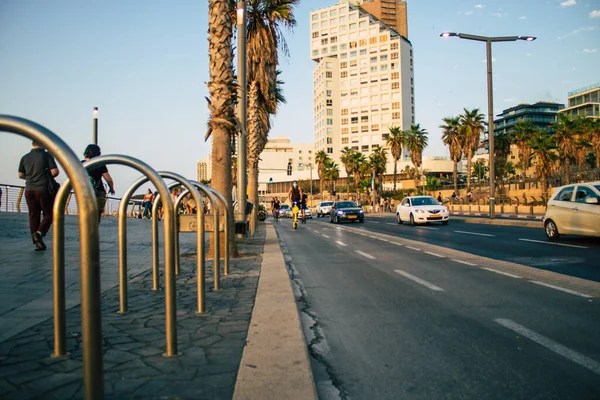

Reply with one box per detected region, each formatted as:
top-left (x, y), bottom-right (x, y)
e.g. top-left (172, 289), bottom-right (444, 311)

top-left (25, 190), bottom-right (53, 237)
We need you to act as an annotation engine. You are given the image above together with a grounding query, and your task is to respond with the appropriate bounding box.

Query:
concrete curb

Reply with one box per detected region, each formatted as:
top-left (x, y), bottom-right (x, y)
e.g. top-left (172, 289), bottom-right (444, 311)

top-left (233, 224), bottom-right (318, 400)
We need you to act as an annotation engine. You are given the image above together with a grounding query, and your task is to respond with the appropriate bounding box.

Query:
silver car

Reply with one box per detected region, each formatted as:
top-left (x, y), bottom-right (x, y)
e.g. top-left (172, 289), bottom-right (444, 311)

top-left (543, 181), bottom-right (600, 240)
top-left (316, 201), bottom-right (334, 218)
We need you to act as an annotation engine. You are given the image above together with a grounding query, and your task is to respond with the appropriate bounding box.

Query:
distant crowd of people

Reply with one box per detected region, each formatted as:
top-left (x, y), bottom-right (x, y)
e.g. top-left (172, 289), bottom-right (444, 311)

top-left (135, 186), bottom-right (212, 220)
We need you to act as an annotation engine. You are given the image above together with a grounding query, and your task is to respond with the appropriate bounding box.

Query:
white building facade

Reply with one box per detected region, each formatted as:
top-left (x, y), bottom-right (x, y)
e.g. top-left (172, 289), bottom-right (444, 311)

top-left (310, 0), bottom-right (414, 170)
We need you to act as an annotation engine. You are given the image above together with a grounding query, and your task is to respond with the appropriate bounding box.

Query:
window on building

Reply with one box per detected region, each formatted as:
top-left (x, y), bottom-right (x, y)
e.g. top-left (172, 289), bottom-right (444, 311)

top-left (391, 52), bottom-right (398, 60)
top-left (392, 102), bottom-right (400, 109)
top-left (372, 124), bottom-right (379, 131)
top-left (369, 37), bottom-right (377, 45)
top-left (341, 118), bottom-right (348, 125)
top-left (326, 99), bottom-right (333, 106)
top-left (312, 50), bottom-right (319, 57)
top-left (392, 82), bottom-right (399, 90)
top-left (326, 90), bottom-right (332, 97)
top-left (391, 42), bottom-right (399, 50)
top-left (342, 137), bottom-right (349, 144)
top-left (327, 147), bottom-right (333, 154)
top-left (340, 43), bottom-right (348, 50)
top-left (312, 23), bottom-right (319, 30)
top-left (359, 49), bottom-right (367, 56)
top-left (359, 39), bottom-right (367, 46)
top-left (361, 125), bottom-right (369, 132)
top-left (379, 35), bottom-right (388, 42)
top-left (312, 31), bottom-right (319, 38)
top-left (372, 143), bottom-right (380, 149)
top-left (327, 137), bottom-right (333, 144)
top-left (351, 116), bottom-right (358, 123)
top-left (362, 145), bottom-right (369, 151)
top-left (392, 112), bottom-right (400, 120)
top-left (327, 118), bottom-right (333, 125)
top-left (327, 109), bottom-right (333, 116)
top-left (350, 51), bottom-right (357, 57)
top-left (351, 126), bottom-right (359, 133)
top-left (370, 56), bottom-right (377, 63)
top-left (370, 66), bottom-right (378, 73)
top-left (380, 54), bottom-right (388, 62)
top-left (392, 72), bottom-right (399, 80)
top-left (341, 108), bottom-right (348, 116)
top-left (312, 14), bottom-right (319, 21)
top-left (342, 127), bottom-right (349, 135)
top-left (321, 38), bottom-right (329, 45)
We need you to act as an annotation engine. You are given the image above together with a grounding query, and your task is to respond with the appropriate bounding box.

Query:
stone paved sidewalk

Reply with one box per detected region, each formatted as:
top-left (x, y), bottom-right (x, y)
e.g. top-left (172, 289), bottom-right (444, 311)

top-left (0, 213), bottom-right (264, 399)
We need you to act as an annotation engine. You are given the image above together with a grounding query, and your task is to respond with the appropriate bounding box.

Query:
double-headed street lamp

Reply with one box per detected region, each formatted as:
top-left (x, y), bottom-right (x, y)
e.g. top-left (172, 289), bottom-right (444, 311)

top-left (440, 32), bottom-right (536, 219)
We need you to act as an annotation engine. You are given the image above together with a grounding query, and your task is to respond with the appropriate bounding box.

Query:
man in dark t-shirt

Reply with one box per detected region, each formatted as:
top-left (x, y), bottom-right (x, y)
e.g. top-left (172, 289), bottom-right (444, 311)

top-left (18, 141), bottom-right (60, 250)
top-left (83, 144), bottom-right (115, 222)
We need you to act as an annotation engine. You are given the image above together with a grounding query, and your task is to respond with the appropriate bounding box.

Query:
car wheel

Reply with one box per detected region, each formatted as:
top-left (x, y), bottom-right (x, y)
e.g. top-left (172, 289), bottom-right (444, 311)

top-left (545, 219), bottom-right (560, 240)
top-left (397, 213), bottom-right (403, 224)
top-left (442, 221), bottom-right (448, 225)
top-left (410, 214), bottom-right (416, 226)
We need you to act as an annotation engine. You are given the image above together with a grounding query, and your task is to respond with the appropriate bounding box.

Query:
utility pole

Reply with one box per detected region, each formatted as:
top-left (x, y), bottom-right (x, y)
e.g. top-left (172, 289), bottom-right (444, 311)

top-left (92, 107), bottom-right (98, 145)
top-left (236, 0), bottom-right (248, 226)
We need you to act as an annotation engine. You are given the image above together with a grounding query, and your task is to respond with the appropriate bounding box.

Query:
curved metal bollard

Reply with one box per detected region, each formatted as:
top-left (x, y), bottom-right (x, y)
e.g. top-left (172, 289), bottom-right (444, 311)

top-left (176, 181), bottom-right (224, 287)
top-left (151, 172), bottom-right (206, 313)
top-left (0, 115), bottom-right (102, 400)
top-left (57, 155), bottom-right (179, 358)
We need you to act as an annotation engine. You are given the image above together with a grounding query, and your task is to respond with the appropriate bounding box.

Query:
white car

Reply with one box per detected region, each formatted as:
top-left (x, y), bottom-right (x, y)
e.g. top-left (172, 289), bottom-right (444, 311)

top-left (316, 201), bottom-right (334, 218)
top-left (396, 196), bottom-right (449, 225)
top-left (543, 181), bottom-right (600, 240)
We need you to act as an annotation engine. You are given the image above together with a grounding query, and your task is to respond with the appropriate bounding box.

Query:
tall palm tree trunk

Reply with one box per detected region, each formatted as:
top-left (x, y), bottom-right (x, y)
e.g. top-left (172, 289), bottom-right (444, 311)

top-left (453, 161), bottom-right (458, 194)
top-left (208, 0), bottom-right (237, 257)
top-left (393, 160), bottom-right (398, 191)
top-left (466, 155), bottom-right (473, 193)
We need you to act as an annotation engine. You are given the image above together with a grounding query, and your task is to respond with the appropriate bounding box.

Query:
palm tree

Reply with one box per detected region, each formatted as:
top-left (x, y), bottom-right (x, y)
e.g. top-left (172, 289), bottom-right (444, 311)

top-left (493, 130), bottom-right (512, 190)
top-left (385, 126), bottom-right (404, 191)
top-left (528, 129), bottom-right (558, 201)
top-left (587, 117), bottom-right (600, 169)
top-left (551, 113), bottom-right (576, 184)
top-left (315, 150), bottom-right (330, 197)
top-left (402, 123), bottom-right (429, 188)
top-left (351, 151), bottom-right (367, 197)
top-left (440, 116), bottom-right (463, 195)
top-left (509, 119), bottom-right (535, 188)
top-left (459, 108), bottom-right (485, 193)
top-left (340, 147), bottom-right (357, 191)
top-left (323, 159), bottom-right (340, 199)
top-left (207, 0), bottom-right (238, 255)
top-left (369, 147), bottom-right (387, 196)
top-left (245, 0), bottom-right (298, 226)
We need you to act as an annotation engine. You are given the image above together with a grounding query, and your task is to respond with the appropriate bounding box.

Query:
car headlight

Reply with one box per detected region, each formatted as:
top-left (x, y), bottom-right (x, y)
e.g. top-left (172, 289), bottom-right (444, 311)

top-left (359, 210), bottom-right (364, 214)
top-left (415, 209), bottom-right (425, 214)
top-left (337, 210), bottom-right (344, 215)
top-left (442, 207), bottom-right (448, 213)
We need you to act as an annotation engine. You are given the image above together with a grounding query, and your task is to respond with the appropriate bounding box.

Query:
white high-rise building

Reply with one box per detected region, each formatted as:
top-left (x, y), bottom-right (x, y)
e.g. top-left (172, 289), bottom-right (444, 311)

top-left (310, 0), bottom-right (414, 168)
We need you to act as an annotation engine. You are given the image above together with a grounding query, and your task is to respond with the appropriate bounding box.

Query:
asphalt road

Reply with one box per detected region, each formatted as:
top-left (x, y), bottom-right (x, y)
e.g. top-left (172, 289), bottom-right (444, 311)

top-left (273, 217), bottom-right (600, 400)
top-left (348, 215), bottom-right (600, 282)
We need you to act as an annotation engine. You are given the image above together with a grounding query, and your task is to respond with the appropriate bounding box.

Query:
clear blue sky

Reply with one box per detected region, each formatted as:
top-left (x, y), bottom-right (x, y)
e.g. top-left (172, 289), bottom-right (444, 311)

top-left (1, 0), bottom-right (598, 194)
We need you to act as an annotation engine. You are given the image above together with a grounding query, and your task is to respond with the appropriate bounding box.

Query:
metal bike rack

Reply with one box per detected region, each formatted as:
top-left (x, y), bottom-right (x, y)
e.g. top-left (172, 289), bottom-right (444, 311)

top-left (150, 172), bottom-right (206, 313)
top-left (176, 181), bottom-right (230, 282)
top-left (159, 180), bottom-right (222, 290)
top-left (0, 115), bottom-right (102, 400)
top-left (55, 155), bottom-right (179, 359)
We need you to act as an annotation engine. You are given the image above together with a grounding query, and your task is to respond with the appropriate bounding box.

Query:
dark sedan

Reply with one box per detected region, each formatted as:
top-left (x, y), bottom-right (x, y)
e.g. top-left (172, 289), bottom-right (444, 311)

top-left (330, 201), bottom-right (364, 223)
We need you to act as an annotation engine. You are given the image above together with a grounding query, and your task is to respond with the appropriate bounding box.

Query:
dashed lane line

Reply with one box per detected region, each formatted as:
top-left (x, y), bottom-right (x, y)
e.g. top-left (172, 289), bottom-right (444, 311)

top-left (424, 251), bottom-right (445, 258)
top-left (454, 230), bottom-right (496, 237)
top-left (355, 250), bottom-right (376, 260)
top-left (322, 234), bottom-right (330, 239)
top-left (394, 270), bottom-right (444, 291)
top-left (405, 246), bottom-right (421, 251)
top-left (451, 259), bottom-right (477, 266)
top-left (336, 241), bottom-right (348, 247)
top-left (495, 319), bottom-right (600, 376)
top-left (418, 226), bottom-right (439, 230)
top-left (481, 267), bottom-right (522, 279)
top-left (519, 238), bottom-right (588, 249)
top-left (530, 280), bottom-right (593, 298)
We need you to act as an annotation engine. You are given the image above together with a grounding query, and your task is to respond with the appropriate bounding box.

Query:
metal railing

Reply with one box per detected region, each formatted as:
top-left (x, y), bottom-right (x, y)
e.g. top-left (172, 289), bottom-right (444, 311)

top-left (1, 115), bottom-right (232, 400)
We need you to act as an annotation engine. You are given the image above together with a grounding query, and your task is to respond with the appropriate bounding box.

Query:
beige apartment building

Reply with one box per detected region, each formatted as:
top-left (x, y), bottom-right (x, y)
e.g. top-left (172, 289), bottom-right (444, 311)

top-left (310, 0), bottom-right (414, 172)
top-left (558, 82), bottom-right (600, 119)
top-left (353, 0), bottom-right (408, 38)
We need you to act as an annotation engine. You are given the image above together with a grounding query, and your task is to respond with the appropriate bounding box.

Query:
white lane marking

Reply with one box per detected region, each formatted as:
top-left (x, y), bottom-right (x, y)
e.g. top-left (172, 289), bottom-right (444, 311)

top-left (392, 242), bottom-right (404, 247)
top-left (481, 267), bottom-right (522, 279)
top-left (530, 281), bottom-right (593, 298)
top-left (405, 246), bottom-right (421, 251)
top-left (355, 250), bottom-right (376, 260)
top-left (386, 223), bottom-right (398, 226)
top-left (424, 251), bottom-right (445, 258)
top-left (336, 241), bottom-right (348, 247)
top-left (368, 235), bottom-right (377, 239)
top-left (495, 319), bottom-right (600, 376)
top-left (322, 234), bottom-right (330, 239)
top-left (452, 259), bottom-right (477, 266)
top-left (519, 238), bottom-right (588, 249)
top-left (454, 230), bottom-right (496, 237)
top-left (378, 238), bottom-right (390, 242)
top-left (419, 226), bottom-right (439, 230)
top-left (368, 221), bottom-right (380, 224)
top-left (394, 270), bottom-right (444, 291)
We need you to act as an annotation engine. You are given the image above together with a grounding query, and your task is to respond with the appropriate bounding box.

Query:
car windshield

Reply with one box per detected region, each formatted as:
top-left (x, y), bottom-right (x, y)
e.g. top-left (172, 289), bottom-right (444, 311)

top-left (594, 185), bottom-right (600, 193)
top-left (321, 202), bottom-right (333, 206)
top-left (336, 201), bottom-right (357, 208)
top-left (411, 197), bottom-right (438, 206)
top-left (280, 205), bottom-right (290, 209)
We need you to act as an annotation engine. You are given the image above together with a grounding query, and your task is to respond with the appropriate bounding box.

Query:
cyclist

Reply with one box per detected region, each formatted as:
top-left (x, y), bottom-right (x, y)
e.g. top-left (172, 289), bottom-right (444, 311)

top-left (288, 180), bottom-right (305, 221)
top-left (271, 196), bottom-right (281, 219)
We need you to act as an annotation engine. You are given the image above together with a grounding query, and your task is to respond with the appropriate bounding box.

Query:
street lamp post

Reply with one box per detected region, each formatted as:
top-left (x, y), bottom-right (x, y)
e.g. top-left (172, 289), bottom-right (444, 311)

top-left (236, 0), bottom-right (248, 224)
top-left (440, 32), bottom-right (535, 219)
top-left (92, 107), bottom-right (99, 145)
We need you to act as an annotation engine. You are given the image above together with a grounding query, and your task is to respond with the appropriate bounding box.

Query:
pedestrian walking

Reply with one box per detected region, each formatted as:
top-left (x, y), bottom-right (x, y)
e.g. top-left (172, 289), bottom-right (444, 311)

top-left (83, 144), bottom-right (115, 222)
top-left (142, 189), bottom-right (153, 218)
top-left (18, 141), bottom-right (60, 250)
top-left (437, 192), bottom-right (443, 203)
